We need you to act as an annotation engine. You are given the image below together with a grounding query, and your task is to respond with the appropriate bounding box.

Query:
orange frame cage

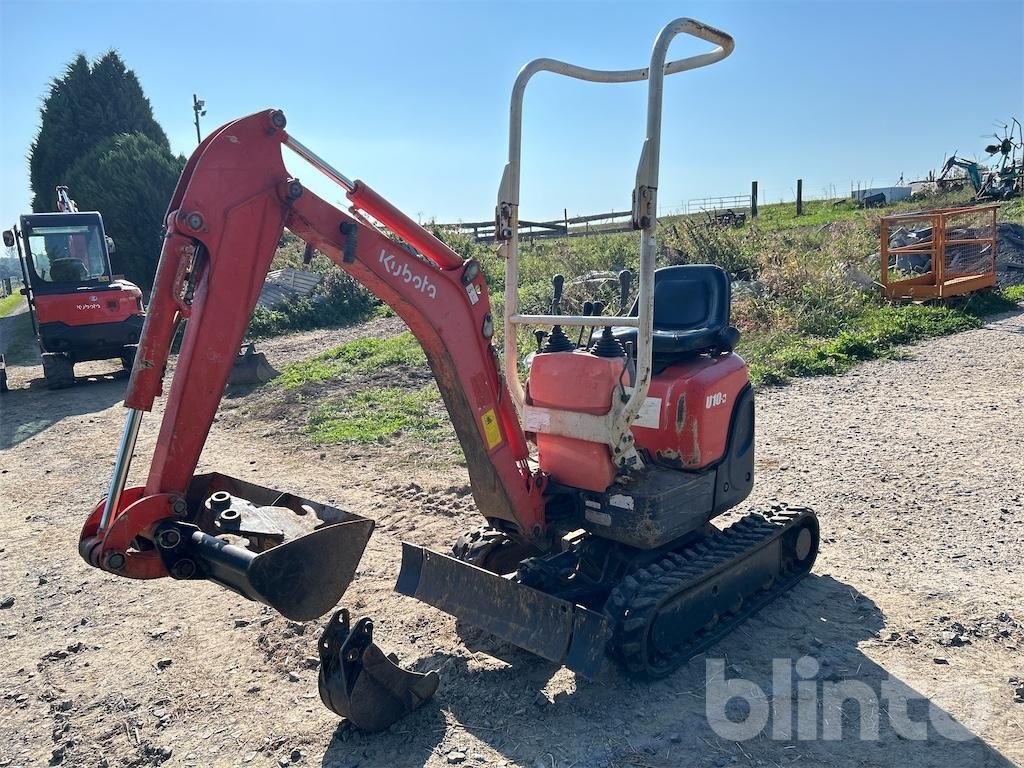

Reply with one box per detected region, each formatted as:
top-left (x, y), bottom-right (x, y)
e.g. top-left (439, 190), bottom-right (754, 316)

top-left (880, 204), bottom-right (998, 300)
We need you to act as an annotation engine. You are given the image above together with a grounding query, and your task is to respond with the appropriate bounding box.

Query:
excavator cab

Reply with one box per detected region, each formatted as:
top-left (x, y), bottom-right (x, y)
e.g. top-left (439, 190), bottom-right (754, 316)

top-left (5, 203), bottom-right (145, 388)
top-left (21, 215), bottom-right (112, 284)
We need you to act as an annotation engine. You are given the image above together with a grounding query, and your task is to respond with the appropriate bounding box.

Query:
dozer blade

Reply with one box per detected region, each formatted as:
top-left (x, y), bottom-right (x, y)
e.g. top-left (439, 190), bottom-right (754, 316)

top-left (152, 473), bottom-right (374, 621)
top-left (318, 609), bottom-right (439, 732)
top-left (395, 543), bottom-right (611, 679)
top-left (228, 342), bottom-right (279, 386)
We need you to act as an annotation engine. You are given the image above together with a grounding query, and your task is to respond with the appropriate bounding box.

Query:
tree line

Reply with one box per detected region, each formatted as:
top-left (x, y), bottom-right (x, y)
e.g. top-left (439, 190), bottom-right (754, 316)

top-left (29, 51), bottom-right (184, 290)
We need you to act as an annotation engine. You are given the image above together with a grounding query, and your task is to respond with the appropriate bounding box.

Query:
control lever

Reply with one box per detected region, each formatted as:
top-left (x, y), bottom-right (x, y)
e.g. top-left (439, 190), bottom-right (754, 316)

top-left (576, 301), bottom-right (594, 348)
top-left (543, 274), bottom-right (574, 353)
top-left (618, 269), bottom-right (633, 315)
top-left (551, 274), bottom-right (565, 315)
top-left (586, 301), bottom-right (604, 348)
top-left (534, 329), bottom-right (548, 353)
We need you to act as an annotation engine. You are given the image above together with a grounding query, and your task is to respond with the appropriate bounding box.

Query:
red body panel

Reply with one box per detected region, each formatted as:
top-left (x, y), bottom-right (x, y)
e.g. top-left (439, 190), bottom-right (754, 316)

top-left (529, 350), bottom-right (623, 492)
top-left (33, 282), bottom-right (142, 327)
top-left (632, 353), bottom-right (749, 470)
top-left (527, 349), bottom-right (749, 492)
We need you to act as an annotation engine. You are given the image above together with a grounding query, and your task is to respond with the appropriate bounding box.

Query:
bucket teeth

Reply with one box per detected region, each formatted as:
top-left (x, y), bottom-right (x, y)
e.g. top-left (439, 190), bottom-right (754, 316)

top-left (318, 609), bottom-right (439, 732)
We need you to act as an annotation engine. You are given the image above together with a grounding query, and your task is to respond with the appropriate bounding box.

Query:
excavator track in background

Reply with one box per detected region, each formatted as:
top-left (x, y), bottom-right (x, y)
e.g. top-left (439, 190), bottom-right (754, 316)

top-left (606, 503), bottom-right (820, 678)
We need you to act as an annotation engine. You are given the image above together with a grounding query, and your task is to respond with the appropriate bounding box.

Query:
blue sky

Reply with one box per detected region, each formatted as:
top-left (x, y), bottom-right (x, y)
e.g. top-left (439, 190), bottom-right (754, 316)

top-left (1, 0), bottom-right (1021, 229)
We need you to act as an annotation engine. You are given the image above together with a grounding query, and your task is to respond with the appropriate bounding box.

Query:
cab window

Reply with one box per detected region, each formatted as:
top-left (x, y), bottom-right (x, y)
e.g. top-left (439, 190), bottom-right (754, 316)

top-left (27, 224), bottom-right (110, 284)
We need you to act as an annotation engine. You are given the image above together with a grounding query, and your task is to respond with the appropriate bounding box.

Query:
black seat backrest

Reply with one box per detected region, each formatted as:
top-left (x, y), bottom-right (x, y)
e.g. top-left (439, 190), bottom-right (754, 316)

top-left (613, 264), bottom-right (737, 365)
top-left (630, 264), bottom-right (731, 333)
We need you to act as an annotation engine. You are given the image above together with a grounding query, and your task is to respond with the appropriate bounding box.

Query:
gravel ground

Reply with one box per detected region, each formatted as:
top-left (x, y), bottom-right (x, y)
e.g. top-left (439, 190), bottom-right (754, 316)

top-left (1, 309), bottom-right (1022, 768)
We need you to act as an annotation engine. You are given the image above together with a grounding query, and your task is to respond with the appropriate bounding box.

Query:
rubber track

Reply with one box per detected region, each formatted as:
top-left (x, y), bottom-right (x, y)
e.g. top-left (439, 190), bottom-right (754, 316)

top-left (605, 502), bottom-right (817, 678)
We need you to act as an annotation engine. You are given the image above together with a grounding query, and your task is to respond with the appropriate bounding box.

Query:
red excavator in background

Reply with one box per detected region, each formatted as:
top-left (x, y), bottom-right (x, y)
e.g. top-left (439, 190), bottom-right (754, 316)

top-left (78, 18), bottom-right (819, 731)
top-left (2, 187), bottom-right (145, 389)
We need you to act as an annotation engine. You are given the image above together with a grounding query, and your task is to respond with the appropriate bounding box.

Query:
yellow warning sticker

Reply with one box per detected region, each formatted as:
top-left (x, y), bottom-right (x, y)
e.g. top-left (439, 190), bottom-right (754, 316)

top-left (480, 408), bottom-right (503, 450)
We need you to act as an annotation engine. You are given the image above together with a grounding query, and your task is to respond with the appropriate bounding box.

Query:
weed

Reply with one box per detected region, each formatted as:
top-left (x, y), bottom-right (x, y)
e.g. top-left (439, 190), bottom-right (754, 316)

top-left (742, 290), bottom-right (1019, 385)
top-left (1003, 284), bottom-right (1024, 302)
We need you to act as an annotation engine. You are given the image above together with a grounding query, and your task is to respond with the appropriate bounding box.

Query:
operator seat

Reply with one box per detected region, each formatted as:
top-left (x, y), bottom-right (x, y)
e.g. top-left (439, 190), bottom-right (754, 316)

top-left (49, 258), bottom-right (89, 283)
top-left (612, 264), bottom-right (739, 370)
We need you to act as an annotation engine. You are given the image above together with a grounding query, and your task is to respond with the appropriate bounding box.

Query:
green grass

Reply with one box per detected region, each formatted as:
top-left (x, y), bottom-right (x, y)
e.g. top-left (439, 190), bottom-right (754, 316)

top-left (0, 296), bottom-right (37, 364)
top-left (0, 292), bottom-right (24, 317)
top-left (744, 290), bottom-right (1020, 385)
top-left (307, 387), bottom-right (440, 443)
top-left (1003, 283), bottom-right (1024, 302)
top-left (276, 332), bottom-right (425, 389)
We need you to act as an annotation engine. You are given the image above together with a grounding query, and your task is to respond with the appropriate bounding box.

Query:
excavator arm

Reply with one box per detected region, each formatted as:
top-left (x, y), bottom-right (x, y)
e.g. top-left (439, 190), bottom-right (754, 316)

top-left (79, 110), bottom-right (546, 610)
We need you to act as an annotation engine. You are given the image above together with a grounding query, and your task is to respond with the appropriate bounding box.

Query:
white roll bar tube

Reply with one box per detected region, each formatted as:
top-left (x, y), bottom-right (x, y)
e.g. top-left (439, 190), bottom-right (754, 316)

top-left (497, 18), bottom-right (734, 468)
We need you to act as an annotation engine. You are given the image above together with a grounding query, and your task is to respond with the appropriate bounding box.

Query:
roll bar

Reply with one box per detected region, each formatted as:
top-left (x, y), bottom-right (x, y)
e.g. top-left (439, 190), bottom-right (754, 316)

top-left (496, 17), bottom-right (734, 469)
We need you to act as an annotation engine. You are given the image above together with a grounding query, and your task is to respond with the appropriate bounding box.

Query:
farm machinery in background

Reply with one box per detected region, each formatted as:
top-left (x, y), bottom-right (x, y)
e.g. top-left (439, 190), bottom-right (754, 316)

top-left (76, 19), bottom-right (820, 733)
top-left (1, 187), bottom-right (275, 390)
top-left (2, 187), bottom-right (145, 389)
top-left (938, 118), bottom-right (1023, 201)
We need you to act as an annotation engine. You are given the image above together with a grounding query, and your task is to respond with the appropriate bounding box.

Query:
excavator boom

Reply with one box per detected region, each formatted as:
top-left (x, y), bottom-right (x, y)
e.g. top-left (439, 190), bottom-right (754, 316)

top-left (79, 109), bottom-right (546, 602)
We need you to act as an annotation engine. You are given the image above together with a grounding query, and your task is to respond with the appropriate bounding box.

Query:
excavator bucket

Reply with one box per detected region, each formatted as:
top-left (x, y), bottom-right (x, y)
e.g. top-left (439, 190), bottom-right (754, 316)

top-left (318, 609), bottom-right (439, 732)
top-left (228, 342), bottom-right (279, 387)
top-left (152, 473), bottom-right (374, 621)
top-left (395, 543), bottom-right (611, 679)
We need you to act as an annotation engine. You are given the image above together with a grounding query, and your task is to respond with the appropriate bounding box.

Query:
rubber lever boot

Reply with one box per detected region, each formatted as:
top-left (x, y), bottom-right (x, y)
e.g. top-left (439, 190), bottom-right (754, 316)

top-left (592, 325), bottom-right (625, 358)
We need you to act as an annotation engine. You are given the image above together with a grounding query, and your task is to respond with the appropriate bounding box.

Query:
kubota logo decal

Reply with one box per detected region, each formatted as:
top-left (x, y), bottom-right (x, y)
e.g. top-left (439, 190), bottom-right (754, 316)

top-left (76, 303), bottom-right (102, 311)
top-left (378, 249), bottom-right (437, 299)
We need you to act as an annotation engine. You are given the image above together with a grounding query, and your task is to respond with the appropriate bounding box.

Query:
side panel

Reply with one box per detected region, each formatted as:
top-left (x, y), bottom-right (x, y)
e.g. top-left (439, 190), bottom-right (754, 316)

top-left (632, 353), bottom-right (749, 470)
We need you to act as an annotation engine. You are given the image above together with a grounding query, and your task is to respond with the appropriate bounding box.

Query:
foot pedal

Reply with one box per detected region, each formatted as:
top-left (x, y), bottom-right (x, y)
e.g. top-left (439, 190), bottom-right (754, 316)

top-left (318, 609), bottom-right (439, 732)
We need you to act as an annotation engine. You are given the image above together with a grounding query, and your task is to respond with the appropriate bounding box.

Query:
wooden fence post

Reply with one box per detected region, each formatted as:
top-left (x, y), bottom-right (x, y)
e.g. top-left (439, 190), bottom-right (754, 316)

top-left (796, 179), bottom-right (803, 216)
top-left (750, 181), bottom-right (758, 219)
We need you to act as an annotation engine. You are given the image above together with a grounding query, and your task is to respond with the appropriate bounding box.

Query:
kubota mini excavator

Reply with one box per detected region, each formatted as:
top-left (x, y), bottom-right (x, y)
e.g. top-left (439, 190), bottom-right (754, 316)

top-left (2, 187), bottom-right (145, 389)
top-left (79, 18), bottom-right (819, 729)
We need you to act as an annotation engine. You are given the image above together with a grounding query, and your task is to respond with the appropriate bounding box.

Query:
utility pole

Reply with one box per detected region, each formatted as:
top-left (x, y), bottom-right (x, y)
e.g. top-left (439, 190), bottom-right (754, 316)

top-left (192, 94), bottom-right (206, 145)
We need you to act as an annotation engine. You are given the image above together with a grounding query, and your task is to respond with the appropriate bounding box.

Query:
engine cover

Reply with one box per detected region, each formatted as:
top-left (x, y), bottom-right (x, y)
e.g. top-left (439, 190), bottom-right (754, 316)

top-left (632, 352), bottom-right (750, 470)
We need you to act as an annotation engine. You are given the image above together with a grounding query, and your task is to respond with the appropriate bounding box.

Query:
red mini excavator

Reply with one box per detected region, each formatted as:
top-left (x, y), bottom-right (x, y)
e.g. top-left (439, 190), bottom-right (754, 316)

top-left (79, 19), bottom-right (818, 729)
top-left (3, 187), bottom-right (145, 389)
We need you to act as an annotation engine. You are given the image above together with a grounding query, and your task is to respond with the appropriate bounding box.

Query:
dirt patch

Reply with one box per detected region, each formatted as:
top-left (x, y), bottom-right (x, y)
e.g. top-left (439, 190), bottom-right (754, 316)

top-left (1, 310), bottom-right (1023, 767)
